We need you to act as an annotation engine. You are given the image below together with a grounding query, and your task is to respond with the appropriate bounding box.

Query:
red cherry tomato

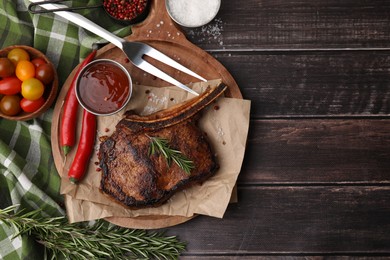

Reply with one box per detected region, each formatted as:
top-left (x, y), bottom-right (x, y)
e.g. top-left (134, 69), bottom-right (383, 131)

top-left (0, 77), bottom-right (22, 95)
top-left (0, 58), bottom-right (15, 78)
top-left (0, 95), bottom-right (21, 116)
top-left (31, 58), bottom-right (47, 68)
top-left (35, 63), bottom-right (54, 85)
top-left (20, 97), bottom-right (45, 113)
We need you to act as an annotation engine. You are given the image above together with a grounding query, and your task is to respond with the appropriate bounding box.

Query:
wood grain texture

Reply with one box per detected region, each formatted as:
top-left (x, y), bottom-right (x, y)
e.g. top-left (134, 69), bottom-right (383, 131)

top-left (180, 253), bottom-right (389, 260)
top-left (240, 119), bottom-right (390, 184)
top-left (213, 52), bottom-right (390, 117)
top-left (164, 186), bottom-right (390, 255)
top-left (47, 0), bottom-right (390, 256)
top-left (183, 0), bottom-right (390, 50)
top-left (167, 0), bottom-right (390, 257)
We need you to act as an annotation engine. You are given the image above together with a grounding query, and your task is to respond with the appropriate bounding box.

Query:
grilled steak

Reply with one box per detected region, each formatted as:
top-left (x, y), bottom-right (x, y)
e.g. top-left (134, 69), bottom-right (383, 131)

top-left (98, 83), bottom-right (227, 208)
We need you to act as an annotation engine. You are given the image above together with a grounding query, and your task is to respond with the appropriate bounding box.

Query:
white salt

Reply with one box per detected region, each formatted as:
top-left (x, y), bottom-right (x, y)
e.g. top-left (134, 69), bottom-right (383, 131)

top-left (166, 0), bottom-right (220, 27)
top-left (186, 18), bottom-right (224, 45)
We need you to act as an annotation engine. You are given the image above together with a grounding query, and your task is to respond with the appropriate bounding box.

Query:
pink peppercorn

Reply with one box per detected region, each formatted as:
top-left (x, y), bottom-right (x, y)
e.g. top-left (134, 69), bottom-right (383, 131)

top-left (103, 0), bottom-right (149, 23)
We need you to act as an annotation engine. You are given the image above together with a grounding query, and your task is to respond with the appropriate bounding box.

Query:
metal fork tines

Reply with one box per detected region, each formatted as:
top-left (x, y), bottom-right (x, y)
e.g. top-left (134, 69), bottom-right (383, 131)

top-left (28, 0), bottom-right (205, 96)
top-left (123, 42), bottom-right (206, 96)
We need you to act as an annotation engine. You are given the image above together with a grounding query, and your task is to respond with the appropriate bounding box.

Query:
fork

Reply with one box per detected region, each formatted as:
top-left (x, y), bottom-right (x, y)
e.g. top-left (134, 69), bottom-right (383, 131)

top-left (28, 0), bottom-right (205, 96)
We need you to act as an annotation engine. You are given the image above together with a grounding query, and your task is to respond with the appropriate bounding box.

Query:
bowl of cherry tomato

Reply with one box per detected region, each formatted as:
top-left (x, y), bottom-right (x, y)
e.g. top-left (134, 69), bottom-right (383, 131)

top-left (0, 45), bottom-right (58, 121)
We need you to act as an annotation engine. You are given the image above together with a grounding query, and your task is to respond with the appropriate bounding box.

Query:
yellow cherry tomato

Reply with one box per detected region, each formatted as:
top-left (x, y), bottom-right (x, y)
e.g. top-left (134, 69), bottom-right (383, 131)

top-left (16, 60), bottom-right (35, 81)
top-left (21, 78), bottom-right (44, 101)
top-left (7, 48), bottom-right (30, 65)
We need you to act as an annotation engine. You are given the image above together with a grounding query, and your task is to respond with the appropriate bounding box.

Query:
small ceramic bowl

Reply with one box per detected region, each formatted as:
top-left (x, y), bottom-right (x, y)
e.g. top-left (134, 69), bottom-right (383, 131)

top-left (166, 0), bottom-right (221, 28)
top-left (75, 59), bottom-right (132, 116)
top-left (0, 45), bottom-right (58, 121)
top-left (103, 0), bottom-right (151, 25)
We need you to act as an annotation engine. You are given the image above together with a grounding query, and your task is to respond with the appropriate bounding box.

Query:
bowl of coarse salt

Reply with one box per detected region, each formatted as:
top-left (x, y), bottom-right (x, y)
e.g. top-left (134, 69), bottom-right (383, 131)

top-left (166, 0), bottom-right (221, 28)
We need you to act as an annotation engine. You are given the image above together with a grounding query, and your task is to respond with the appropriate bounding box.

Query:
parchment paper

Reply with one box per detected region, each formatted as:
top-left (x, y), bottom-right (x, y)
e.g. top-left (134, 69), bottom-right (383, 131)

top-left (60, 79), bottom-right (251, 223)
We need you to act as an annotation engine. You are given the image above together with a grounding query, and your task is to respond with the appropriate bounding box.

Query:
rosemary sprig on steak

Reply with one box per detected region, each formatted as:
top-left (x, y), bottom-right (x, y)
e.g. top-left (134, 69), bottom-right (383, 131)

top-left (147, 135), bottom-right (195, 174)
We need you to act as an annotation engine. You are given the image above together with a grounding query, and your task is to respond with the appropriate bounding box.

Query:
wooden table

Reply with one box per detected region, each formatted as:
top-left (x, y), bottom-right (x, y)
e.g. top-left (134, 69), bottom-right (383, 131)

top-left (162, 0), bottom-right (390, 258)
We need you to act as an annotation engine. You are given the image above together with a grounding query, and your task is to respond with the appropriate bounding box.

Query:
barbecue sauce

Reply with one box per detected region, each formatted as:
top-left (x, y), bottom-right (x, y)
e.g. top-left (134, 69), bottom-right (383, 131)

top-left (78, 61), bottom-right (130, 114)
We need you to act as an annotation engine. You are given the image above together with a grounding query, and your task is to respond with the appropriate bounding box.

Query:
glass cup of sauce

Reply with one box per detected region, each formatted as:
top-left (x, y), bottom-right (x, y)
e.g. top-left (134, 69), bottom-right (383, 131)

top-left (75, 59), bottom-right (132, 116)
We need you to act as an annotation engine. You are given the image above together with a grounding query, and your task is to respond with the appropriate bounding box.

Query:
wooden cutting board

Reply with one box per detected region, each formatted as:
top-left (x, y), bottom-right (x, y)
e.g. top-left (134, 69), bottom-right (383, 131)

top-left (51, 0), bottom-right (242, 229)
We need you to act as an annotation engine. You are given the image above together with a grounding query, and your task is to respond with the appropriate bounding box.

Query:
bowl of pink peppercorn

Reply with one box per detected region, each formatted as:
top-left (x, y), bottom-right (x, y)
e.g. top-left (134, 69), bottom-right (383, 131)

top-left (103, 0), bottom-right (151, 25)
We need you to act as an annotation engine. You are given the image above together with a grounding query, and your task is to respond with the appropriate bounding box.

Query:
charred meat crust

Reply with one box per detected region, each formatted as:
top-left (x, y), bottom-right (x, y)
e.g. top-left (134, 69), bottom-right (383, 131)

top-left (120, 82), bottom-right (227, 132)
top-left (99, 83), bottom-right (226, 209)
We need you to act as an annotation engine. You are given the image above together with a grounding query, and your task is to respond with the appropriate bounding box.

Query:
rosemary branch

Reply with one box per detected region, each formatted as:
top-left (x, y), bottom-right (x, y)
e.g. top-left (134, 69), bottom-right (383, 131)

top-left (0, 205), bottom-right (186, 260)
top-left (147, 135), bottom-right (195, 174)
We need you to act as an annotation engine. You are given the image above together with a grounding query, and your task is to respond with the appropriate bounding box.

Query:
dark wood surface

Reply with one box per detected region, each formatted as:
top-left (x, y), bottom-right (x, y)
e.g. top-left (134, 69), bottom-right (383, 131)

top-left (162, 0), bottom-right (390, 257)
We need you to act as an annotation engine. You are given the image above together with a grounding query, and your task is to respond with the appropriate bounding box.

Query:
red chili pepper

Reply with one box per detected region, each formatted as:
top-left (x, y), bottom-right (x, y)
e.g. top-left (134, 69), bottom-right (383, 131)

top-left (68, 109), bottom-right (96, 184)
top-left (60, 50), bottom-right (97, 155)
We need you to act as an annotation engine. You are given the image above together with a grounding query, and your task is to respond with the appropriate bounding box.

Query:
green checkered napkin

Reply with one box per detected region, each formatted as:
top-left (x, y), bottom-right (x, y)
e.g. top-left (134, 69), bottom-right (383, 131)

top-left (0, 1), bottom-right (131, 258)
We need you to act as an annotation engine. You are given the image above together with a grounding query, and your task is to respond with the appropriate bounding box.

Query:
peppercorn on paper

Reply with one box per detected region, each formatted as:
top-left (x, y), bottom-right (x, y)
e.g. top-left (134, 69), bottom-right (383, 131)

top-left (59, 79), bottom-right (251, 226)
